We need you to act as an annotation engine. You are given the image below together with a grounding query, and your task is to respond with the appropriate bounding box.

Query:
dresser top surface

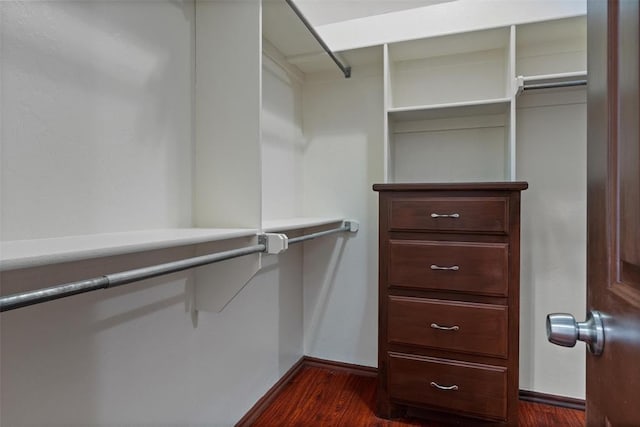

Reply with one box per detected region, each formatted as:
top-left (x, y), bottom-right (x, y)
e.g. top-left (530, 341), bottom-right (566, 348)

top-left (372, 182), bottom-right (529, 192)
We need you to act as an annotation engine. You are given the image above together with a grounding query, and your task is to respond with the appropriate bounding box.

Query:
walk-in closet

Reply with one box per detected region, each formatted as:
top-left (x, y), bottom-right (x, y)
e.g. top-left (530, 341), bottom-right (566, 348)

top-left (1, 1), bottom-right (596, 425)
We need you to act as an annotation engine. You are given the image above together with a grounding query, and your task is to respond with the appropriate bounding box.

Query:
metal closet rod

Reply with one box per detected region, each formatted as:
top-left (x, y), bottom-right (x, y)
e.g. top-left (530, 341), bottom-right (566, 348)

top-left (523, 80), bottom-right (587, 91)
top-left (288, 225), bottom-right (350, 244)
top-left (285, 0), bottom-right (351, 78)
top-left (0, 223), bottom-right (353, 313)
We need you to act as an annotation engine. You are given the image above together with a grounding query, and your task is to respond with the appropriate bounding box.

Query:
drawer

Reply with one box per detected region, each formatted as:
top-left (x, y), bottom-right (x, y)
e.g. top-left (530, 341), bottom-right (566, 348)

top-left (389, 197), bottom-right (508, 233)
top-left (389, 240), bottom-right (508, 296)
top-left (388, 352), bottom-right (507, 421)
top-left (388, 296), bottom-right (508, 358)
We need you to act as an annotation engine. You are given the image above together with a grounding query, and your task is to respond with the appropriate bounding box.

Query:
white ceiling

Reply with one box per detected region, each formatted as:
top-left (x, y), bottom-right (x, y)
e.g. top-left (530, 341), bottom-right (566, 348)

top-left (292, 0), bottom-right (457, 26)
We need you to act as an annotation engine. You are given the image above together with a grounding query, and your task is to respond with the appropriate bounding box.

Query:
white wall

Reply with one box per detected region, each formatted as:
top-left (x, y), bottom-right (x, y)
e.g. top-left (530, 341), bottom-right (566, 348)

top-left (1, 0), bottom-right (193, 240)
top-left (261, 56), bottom-right (304, 220)
top-left (193, 0), bottom-right (262, 230)
top-left (517, 89), bottom-right (587, 399)
top-left (301, 65), bottom-right (384, 366)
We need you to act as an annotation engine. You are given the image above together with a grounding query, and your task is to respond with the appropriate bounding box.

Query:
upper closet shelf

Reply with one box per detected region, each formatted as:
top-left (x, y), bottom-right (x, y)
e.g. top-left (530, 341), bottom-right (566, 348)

top-left (262, 0), bottom-right (350, 77)
top-left (388, 97), bottom-right (510, 122)
top-left (0, 228), bottom-right (258, 272)
top-left (262, 217), bottom-right (344, 233)
top-left (521, 71), bottom-right (587, 83)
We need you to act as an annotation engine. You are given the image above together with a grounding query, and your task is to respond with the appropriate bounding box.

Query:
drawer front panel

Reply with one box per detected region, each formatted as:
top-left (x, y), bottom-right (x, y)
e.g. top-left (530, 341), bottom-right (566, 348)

top-left (389, 240), bottom-right (509, 296)
top-left (389, 197), bottom-right (508, 233)
top-left (388, 353), bottom-right (507, 421)
top-left (388, 296), bottom-right (508, 358)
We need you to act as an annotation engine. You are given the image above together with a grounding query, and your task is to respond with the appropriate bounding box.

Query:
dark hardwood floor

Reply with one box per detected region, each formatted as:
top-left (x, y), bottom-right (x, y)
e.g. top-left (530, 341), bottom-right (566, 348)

top-left (250, 366), bottom-right (585, 426)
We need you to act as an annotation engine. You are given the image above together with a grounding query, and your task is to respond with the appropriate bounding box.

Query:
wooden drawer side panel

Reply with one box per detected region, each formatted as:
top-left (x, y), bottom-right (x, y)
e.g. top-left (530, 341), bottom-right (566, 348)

top-left (389, 240), bottom-right (509, 296)
top-left (388, 296), bottom-right (508, 358)
top-left (389, 197), bottom-right (508, 233)
top-left (388, 353), bottom-right (508, 421)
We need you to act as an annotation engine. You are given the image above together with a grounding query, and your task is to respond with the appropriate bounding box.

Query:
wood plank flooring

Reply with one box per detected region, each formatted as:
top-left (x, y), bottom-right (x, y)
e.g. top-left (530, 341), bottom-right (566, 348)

top-left (250, 366), bottom-right (585, 426)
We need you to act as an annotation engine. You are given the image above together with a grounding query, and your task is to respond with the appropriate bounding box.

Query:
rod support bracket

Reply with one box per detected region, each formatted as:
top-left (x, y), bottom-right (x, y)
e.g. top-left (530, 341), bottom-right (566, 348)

top-left (344, 220), bottom-right (359, 233)
top-left (515, 75), bottom-right (524, 96)
top-left (259, 233), bottom-right (289, 254)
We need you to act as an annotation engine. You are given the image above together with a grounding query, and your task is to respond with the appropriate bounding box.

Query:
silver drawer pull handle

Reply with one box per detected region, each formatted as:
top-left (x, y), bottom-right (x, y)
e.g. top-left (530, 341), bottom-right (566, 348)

top-left (430, 323), bottom-right (460, 331)
top-left (430, 382), bottom-right (459, 391)
top-left (430, 213), bottom-right (460, 218)
top-left (430, 264), bottom-right (459, 271)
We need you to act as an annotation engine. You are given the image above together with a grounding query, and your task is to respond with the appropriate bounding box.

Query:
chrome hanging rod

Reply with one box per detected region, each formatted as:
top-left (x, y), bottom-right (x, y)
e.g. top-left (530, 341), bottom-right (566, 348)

top-left (523, 80), bottom-right (587, 91)
top-left (0, 222), bottom-right (358, 313)
top-left (284, 0), bottom-right (351, 78)
top-left (288, 221), bottom-right (355, 245)
top-left (0, 243), bottom-right (266, 313)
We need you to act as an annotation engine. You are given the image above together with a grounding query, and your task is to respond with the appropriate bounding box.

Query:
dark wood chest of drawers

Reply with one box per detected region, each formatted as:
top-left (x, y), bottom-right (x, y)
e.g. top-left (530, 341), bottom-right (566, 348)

top-left (373, 182), bottom-right (528, 425)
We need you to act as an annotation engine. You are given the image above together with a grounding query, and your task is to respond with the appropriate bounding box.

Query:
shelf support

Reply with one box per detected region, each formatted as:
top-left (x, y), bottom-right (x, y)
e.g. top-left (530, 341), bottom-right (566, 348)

top-left (259, 233), bottom-right (289, 254)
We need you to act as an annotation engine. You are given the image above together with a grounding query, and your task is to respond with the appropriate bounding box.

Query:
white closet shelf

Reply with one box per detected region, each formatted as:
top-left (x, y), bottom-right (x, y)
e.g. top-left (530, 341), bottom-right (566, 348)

top-left (388, 98), bottom-right (510, 122)
top-left (262, 217), bottom-right (344, 233)
top-left (285, 45), bottom-right (381, 75)
top-left (0, 228), bottom-right (258, 272)
top-left (262, 1), bottom-right (324, 64)
top-left (262, 0), bottom-right (358, 78)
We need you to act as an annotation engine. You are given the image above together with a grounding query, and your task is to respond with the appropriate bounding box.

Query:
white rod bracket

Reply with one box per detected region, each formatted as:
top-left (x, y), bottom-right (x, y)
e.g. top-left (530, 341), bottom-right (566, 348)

top-left (344, 220), bottom-right (359, 233)
top-left (515, 75), bottom-right (524, 96)
top-left (259, 233), bottom-right (289, 254)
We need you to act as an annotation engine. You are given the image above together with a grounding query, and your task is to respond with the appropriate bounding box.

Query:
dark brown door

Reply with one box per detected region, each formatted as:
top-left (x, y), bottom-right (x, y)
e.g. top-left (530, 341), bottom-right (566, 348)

top-left (587, 0), bottom-right (640, 425)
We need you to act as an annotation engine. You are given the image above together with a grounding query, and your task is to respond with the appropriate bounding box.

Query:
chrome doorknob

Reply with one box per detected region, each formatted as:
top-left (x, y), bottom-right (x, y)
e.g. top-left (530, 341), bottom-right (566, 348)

top-left (546, 311), bottom-right (604, 356)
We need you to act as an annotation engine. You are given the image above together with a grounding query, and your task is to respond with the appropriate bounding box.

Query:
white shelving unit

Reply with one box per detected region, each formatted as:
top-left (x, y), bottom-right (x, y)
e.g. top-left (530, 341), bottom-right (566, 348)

top-left (192, 0), bottom-right (378, 311)
top-left (383, 15), bottom-right (586, 184)
top-left (1, 0), bottom-right (361, 311)
top-left (384, 26), bottom-right (515, 183)
top-left (377, 13), bottom-right (589, 401)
